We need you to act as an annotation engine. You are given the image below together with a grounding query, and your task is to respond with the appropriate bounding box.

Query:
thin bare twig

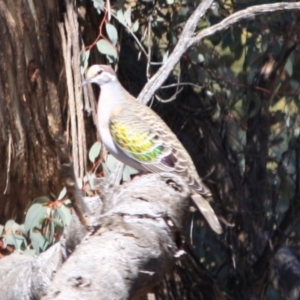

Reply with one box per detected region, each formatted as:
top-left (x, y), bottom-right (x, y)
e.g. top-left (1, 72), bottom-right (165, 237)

top-left (160, 82), bottom-right (203, 89)
top-left (191, 2), bottom-right (300, 46)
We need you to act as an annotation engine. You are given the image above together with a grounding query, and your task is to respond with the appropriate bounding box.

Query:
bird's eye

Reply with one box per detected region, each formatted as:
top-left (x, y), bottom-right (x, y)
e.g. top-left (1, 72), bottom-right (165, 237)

top-left (97, 70), bottom-right (103, 75)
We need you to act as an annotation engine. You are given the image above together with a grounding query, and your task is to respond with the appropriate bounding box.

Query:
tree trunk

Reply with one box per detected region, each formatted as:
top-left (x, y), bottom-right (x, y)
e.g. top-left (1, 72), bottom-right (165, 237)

top-left (0, 1), bottom-right (64, 221)
top-left (0, 0), bottom-right (92, 223)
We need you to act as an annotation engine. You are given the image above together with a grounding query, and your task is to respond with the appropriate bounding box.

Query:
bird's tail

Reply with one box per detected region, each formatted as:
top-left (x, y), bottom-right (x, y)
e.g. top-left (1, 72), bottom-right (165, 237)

top-left (191, 193), bottom-right (222, 234)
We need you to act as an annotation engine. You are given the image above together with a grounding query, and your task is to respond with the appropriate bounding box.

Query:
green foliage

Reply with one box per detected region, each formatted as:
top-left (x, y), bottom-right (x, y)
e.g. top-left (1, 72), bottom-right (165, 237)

top-left (105, 23), bottom-right (118, 46)
top-left (91, 0), bottom-right (104, 13)
top-left (23, 192), bottom-right (71, 254)
top-left (2, 220), bottom-right (27, 251)
top-left (0, 189), bottom-right (71, 256)
top-left (88, 141), bottom-right (102, 163)
top-left (96, 39), bottom-right (118, 62)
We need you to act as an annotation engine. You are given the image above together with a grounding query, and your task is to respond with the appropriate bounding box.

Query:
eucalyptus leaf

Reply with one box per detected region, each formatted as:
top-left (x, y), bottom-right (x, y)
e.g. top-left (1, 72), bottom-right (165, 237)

top-left (285, 58), bottom-right (293, 77)
top-left (106, 23), bottom-right (118, 46)
top-left (3, 234), bottom-right (17, 247)
top-left (198, 53), bottom-right (205, 63)
top-left (104, 154), bottom-right (118, 173)
top-left (19, 224), bottom-right (26, 236)
top-left (50, 215), bottom-right (63, 228)
top-left (58, 187), bottom-right (67, 200)
top-left (123, 165), bottom-right (139, 182)
top-left (13, 234), bottom-right (27, 249)
top-left (96, 39), bottom-right (118, 60)
top-left (89, 141), bottom-right (102, 163)
top-left (64, 199), bottom-right (72, 207)
top-left (91, 0), bottom-right (104, 13)
top-left (4, 220), bottom-right (20, 232)
top-left (24, 204), bottom-right (48, 233)
top-left (88, 173), bottom-right (97, 190)
top-left (124, 7), bottom-right (132, 27)
top-left (116, 9), bottom-right (125, 24)
top-left (56, 205), bottom-right (72, 226)
top-left (49, 219), bottom-right (55, 243)
top-left (132, 20), bottom-right (139, 32)
top-left (163, 51), bottom-right (169, 63)
top-left (23, 249), bottom-right (36, 256)
top-left (42, 239), bottom-right (51, 251)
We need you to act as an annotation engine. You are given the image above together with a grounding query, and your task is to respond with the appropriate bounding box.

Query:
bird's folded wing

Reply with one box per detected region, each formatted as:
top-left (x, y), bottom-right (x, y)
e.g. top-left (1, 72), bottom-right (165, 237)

top-left (109, 112), bottom-right (177, 173)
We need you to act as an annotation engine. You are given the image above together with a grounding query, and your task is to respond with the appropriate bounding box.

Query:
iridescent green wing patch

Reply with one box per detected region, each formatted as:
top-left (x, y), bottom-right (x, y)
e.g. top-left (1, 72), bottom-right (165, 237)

top-left (109, 117), bottom-right (165, 163)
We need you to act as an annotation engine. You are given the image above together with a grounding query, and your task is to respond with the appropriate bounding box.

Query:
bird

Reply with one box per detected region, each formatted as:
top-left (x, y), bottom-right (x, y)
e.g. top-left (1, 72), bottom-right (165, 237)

top-left (82, 64), bottom-right (222, 234)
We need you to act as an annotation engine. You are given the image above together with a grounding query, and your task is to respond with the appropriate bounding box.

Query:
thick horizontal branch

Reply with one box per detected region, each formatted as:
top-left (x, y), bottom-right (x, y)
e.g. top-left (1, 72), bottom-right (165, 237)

top-left (43, 173), bottom-right (191, 300)
top-left (0, 173), bottom-right (192, 300)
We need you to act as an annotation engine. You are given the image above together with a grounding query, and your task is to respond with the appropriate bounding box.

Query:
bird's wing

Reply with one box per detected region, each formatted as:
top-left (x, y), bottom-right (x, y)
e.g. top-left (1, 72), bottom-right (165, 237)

top-left (109, 105), bottom-right (177, 173)
top-left (109, 102), bottom-right (211, 194)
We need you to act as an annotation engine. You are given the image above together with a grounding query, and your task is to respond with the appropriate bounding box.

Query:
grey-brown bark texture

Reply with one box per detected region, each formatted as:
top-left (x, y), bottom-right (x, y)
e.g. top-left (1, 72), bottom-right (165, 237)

top-left (0, 0), bottom-right (95, 223)
top-left (0, 173), bottom-right (222, 300)
top-left (0, 0), bottom-right (65, 221)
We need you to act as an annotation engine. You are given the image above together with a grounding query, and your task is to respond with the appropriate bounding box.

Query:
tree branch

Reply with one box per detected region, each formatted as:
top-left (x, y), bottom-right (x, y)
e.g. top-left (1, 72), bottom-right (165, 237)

top-left (191, 2), bottom-right (300, 46)
top-left (137, 0), bottom-right (214, 104)
top-left (138, 1), bottom-right (300, 105)
top-left (42, 173), bottom-right (191, 300)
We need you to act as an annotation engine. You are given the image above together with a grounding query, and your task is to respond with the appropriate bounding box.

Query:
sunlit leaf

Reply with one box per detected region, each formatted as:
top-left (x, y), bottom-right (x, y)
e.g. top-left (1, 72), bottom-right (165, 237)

top-left (124, 7), bottom-right (132, 27)
top-left (56, 205), bottom-right (72, 226)
top-left (104, 154), bottom-right (118, 174)
top-left (116, 9), bottom-right (125, 24)
top-left (23, 249), bottom-right (36, 256)
top-left (58, 187), bottom-right (67, 200)
top-left (24, 204), bottom-right (48, 233)
top-left (3, 235), bottom-right (17, 247)
top-left (131, 20), bottom-right (139, 32)
top-left (96, 39), bottom-right (118, 60)
top-left (123, 165), bottom-right (139, 182)
top-left (89, 141), bottom-right (102, 163)
top-left (285, 57), bottom-right (293, 77)
top-left (88, 173), bottom-right (97, 190)
top-left (30, 232), bottom-right (44, 254)
top-left (4, 220), bottom-right (20, 232)
top-left (13, 234), bottom-right (27, 250)
top-left (106, 23), bottom-right (118, 46)
top-left (91, 0), bottom-right (104, 13)
top-left (163, 51), bottom-right (169, 63)
top-left (198, 53), bottom-right (205, 63)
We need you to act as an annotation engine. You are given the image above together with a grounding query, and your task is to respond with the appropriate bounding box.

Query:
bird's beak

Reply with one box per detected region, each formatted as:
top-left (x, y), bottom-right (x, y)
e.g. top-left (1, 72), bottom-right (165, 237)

top-left (81, 78), bottom-right (92, 86)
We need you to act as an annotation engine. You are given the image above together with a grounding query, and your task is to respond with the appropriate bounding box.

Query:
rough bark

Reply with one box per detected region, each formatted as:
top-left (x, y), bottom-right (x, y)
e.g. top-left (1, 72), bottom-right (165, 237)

top-left (0, 173), bottom-right (209, 300)
top-left (0, 0), bottom-right (66, 222)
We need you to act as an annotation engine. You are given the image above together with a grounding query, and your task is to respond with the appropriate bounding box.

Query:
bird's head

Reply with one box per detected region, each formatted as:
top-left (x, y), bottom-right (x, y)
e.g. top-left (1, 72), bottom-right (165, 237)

top-left (82, 65), bottom-right (117, 86)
